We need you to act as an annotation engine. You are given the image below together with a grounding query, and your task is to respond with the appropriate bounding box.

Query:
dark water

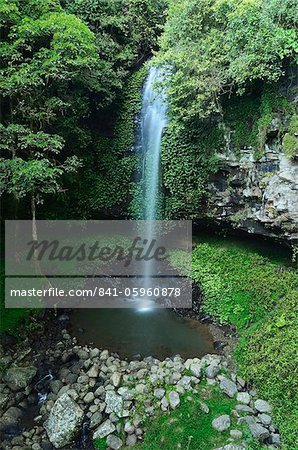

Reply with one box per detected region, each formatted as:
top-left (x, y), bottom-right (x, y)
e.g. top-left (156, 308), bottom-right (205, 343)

top-left (70, 308), bottom-right (215, 360)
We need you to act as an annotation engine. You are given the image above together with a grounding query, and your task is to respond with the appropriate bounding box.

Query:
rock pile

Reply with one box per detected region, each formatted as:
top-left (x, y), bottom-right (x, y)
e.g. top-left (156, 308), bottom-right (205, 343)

top-left (0, 334), bottom-right (281, 450)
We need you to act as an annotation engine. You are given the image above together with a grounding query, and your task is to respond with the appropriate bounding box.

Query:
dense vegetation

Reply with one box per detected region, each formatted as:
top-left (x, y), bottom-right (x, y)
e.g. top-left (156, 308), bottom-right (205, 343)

top-left (0, 0), bottom-right (165, 219)
top-left (1, 1), bottom-right (297, 450)
top-left (191, 237), bottom-right (298, 449)
top-left (156, 0), bottom-right (298, 217)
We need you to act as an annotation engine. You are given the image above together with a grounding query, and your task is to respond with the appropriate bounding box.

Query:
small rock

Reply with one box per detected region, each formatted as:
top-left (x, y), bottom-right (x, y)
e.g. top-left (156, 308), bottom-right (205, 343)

top-left (107, 434), bottom-right (122, 450)
top-left (244, 416), bottom-right (270, 442)
top-left (236, 392), bottom-right (250, 405)
top-left (270, 433), bottom-right (281, 446)
top-left (90, 348), bottom-right (100, 358)
top-left (223, 445), bottom-right (245, 450)
top-left (49, 380), bottom-right (62, 395)
top-left (111, 372), bottom-right (122, 388)
top-left (199, 401), bottom-right (209, 414)
top-left (161, 396), bottom-right (169, 411)
top-left (190, 363), bottom-right (201, 378)
top-left (220, 378), bottom-right (238, 398)
top-left (90, 411), bottom-right (103, 429)
top-left (93, 419), bottom-right (115, 439)
top-left (205, 361), bottom-right (220, 378)
top-left (258, 413), bottom-right (272, 426)
top-left (126, 434), bottom-right (137, 446)
top-left (235, 404), bottom-right (254, 414)
top-left (154, 388), bottom-right (165, 399)
top-left (83, 392), bottom-right (95, 404)
top-left (230, 429), bottom-right (243, 439)
top-left (212, 415), bottom-right (231, 432)
top-left (254, 399), bottom-right (271, 413)
top-left (124, 421), bottom-right (135, 434)
top-left (168, 391), bottom-right (180, 409)
top-left (87, 365), bottom-right (99, 378)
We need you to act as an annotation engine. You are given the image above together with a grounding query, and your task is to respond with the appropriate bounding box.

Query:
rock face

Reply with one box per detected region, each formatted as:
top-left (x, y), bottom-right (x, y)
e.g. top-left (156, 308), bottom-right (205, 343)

top-left (3, 366), bottom-right (37, 391)
top-left (44, 393), bottom-right (84, 448)
top-left (205, 143), bottom-right (298, 243)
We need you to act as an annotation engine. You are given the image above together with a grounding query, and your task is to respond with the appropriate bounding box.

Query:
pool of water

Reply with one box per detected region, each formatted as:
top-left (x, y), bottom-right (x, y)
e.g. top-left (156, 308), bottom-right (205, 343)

top-left (70, 308), bottom-right (215, 360)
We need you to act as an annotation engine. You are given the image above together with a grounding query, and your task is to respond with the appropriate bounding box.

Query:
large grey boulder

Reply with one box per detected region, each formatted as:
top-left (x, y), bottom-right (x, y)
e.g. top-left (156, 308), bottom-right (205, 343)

top-left (212, 415), bottom-right (231, 432)
top-left (219, 378), bottom-right (238, 397)
top-left (44, 393), bottom-right (84, 448)
top-left (3, 366), bottom-right (37, 391)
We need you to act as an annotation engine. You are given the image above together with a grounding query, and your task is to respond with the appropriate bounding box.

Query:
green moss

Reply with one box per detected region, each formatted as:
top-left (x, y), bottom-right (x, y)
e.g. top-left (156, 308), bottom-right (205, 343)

top-left (161, 121), bottom-right (222, 218)
top-left (223, 95), bottom-right (260, 152)
top-left (283, 114), bottom-right (298, 159)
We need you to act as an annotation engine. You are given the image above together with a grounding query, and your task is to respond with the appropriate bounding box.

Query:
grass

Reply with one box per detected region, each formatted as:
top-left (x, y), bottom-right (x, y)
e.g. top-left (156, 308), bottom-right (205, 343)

top-left (189, 236), bottom-right (298, 450)
top-left (94, 382), bottom-right (266, 450)
top-left (0, 259), bottom-right (31, 334)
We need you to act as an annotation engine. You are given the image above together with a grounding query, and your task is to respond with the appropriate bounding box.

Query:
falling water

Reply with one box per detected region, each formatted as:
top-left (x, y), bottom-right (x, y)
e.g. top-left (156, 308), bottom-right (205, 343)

top-left (138, 66), bottom-right (167, 220)
top-left (134, 66), bottom-right (167, 310)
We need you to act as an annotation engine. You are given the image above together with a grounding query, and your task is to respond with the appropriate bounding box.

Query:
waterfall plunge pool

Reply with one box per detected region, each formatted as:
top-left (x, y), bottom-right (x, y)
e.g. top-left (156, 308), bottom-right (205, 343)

top-left (69, 308), bottom-right (215, 360)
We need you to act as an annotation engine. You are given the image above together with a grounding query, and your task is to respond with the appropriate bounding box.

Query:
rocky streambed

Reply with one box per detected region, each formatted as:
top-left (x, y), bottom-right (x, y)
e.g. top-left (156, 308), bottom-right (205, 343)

top-left (0, 324), bottom-right (281, 450)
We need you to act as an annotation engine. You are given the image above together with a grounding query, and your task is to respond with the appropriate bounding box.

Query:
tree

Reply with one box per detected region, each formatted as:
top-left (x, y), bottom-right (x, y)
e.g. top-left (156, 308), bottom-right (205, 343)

top-left (0, 124), bottom-right (81, 244)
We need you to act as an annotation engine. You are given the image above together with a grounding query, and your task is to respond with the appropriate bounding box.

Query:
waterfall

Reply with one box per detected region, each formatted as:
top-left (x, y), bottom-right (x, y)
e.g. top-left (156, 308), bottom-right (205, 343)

top-left (134, 66), bottom-right (167, 310)
top-left (138, 66), bottom-right (167, 220)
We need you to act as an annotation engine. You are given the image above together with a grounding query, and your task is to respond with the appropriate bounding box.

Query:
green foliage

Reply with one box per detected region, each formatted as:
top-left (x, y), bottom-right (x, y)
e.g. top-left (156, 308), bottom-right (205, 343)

top-left (65, 0), bottom-right (166, 104)
top-left (191, 238), bottom-right (298, 449)
top-left (283, 114), bottom-right (298, 159)
top-left (161, 122), bottom-right (222, 218)
top-left (154, 0), bottom-right (297, 215)
top-left (156, 0), bottom-right (297, 124)
top-left (77, 67), bottom-right (147, 216)
top-left (0, 124), bottom-right (81, 208)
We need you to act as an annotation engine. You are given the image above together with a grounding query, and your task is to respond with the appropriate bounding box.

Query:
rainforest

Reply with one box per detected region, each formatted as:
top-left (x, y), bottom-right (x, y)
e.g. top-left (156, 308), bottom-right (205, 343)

top-left (0, 1), bottom-right (297, 450)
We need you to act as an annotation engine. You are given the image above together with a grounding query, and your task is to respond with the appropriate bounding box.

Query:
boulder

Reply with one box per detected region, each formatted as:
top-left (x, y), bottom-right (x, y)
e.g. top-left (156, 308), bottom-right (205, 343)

top-left (3, 366), bottom-right (37, 391)
top-left (44, 393), bottom-right (84, 448)
top-left (212, 415), bottom-right (231, 432)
